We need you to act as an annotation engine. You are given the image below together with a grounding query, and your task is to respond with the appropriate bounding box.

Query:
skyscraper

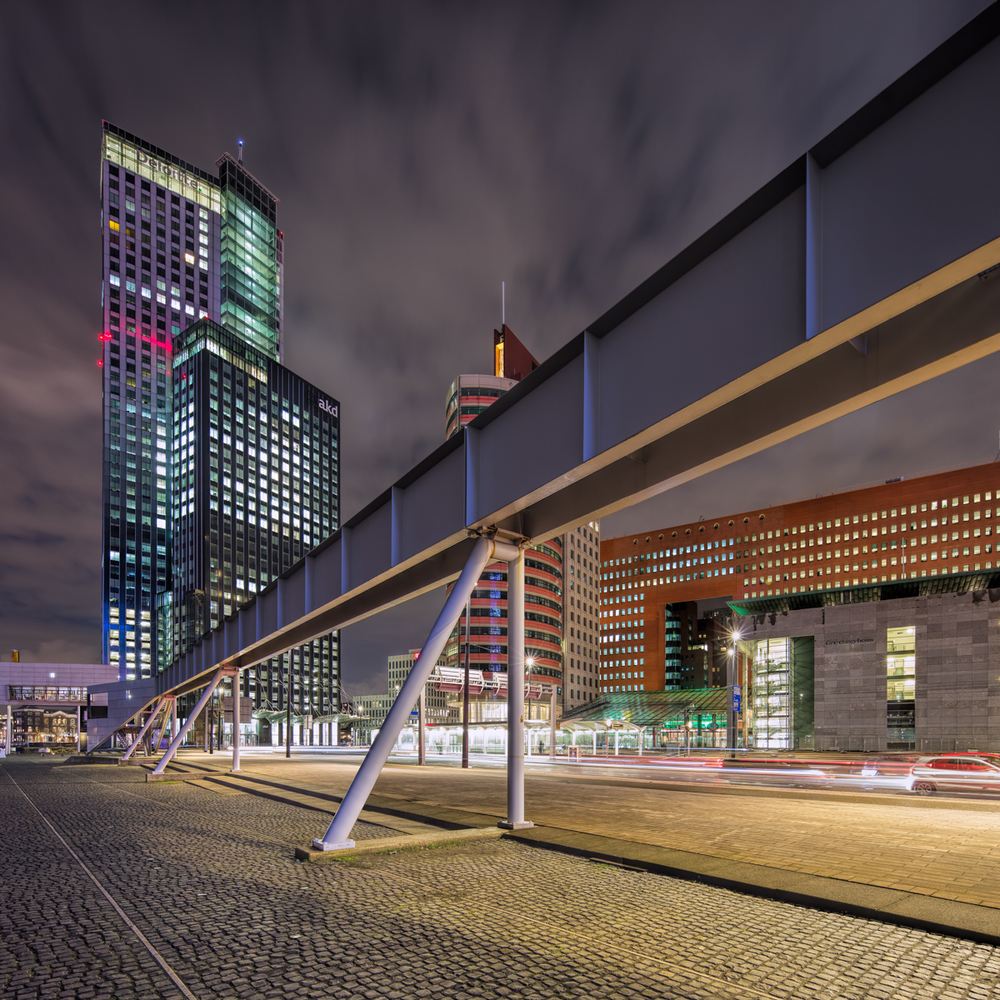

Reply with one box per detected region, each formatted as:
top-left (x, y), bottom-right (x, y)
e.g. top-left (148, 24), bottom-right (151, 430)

top-left (443, 326), bottom-right (566, 717)
top-left (100, 124), bottom-right (224, 680)
top-left (167, 319), bottom-right (341, 744)
top-left (98, 125), bottom-right (332, 722)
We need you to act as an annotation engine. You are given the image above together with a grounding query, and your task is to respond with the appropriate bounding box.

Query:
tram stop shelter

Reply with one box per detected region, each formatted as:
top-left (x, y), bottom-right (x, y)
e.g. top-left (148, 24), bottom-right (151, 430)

top-left (560, 689), bottom-right (731, 754)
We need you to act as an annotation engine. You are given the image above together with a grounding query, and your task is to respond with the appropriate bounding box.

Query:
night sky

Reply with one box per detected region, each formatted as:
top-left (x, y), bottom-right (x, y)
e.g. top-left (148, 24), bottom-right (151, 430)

top-left (1, 1), bottom-right (993, 694)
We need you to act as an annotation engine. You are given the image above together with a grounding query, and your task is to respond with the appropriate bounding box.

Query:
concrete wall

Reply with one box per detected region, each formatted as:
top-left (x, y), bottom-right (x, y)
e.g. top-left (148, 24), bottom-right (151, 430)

top-left (739, 590), bottom-right (1000, 751)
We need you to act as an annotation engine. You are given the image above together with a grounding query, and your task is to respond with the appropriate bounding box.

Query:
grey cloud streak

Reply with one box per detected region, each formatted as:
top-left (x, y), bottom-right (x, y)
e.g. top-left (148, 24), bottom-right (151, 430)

top-left (0, 1), bottom-right (989, 691)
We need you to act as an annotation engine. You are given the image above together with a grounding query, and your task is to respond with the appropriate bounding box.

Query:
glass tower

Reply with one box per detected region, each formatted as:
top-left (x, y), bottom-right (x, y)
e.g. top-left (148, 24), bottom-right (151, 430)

top-left (100, 126), bottom-right (332, 709)
top-left (217, 154), bottom-right (283, 361)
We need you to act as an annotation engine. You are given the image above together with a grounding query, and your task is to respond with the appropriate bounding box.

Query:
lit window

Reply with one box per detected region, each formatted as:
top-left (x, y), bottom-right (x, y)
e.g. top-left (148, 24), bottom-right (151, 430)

top-left (109, 220), bottom-right (119, 232)
top-left (109, 274), bottom-right (120, 287)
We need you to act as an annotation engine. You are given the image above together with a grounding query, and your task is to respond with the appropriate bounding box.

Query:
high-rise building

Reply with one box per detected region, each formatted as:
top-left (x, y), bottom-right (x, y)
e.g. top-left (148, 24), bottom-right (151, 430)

top-left (388, 649), bottom-right (449, 723)
top-left (598, 462), bottom-right (1000, 696)
top-left (100, 124), bottom-right (287, 680)
top-left (561, 522), bottom-right (601, 711)
top-left (98, 122), bottom-right (338, 744)
top-left (167, 318), bottom-right (341, 744)
top-left (444, 324), bottom-right (533, 439)
top-left (443, 326), bottom-right (567, 715)
top-left (352, 649), bottom-right (448, 745)
top-left (99, 124), bottom-right (222, 680)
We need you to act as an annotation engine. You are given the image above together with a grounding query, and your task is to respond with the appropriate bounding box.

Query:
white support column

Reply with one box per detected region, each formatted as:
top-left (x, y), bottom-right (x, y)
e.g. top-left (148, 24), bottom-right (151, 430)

top-left (76, 705), bottom-right (81, 754)
top-left (313, 536), bottom-right (518, 851)
top-left (614, 729), bottom-right (619, 756)
top-left (550, 684), bottom-right (557, 759)
top-left (6, 703), bottom-right (11, 754)
top-left (152, 668), bottom-right (225, 775)
top-left (231, 671), bottom-right (241, 773)
top-left (500, 545), bottom-right (533, 830)
top-left (418, 683), bottom-right (426, 766)
top-left (121, 698), bottom-right (166, 762)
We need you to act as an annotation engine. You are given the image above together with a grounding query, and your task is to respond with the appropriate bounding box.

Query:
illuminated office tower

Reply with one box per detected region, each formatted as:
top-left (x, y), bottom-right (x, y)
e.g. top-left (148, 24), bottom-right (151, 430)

top-left (99, 124), bottom-right (285, 679)
top-left (99, 124), bottom-right (222, 679)
top-left (168, 319), bottom-right (341, 740)
top-left (217, 152), bottom-right (283, 361)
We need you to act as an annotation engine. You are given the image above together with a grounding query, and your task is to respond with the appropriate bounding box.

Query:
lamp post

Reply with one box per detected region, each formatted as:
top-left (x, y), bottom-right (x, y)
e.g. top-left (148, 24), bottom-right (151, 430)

top-left (727, 629), bottom-right (743, 759)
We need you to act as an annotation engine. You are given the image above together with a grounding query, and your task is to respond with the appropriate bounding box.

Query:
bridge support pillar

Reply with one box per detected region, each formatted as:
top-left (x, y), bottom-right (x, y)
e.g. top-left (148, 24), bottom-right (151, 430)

top-left (121, 698), bottom-right (167, 762)
top-left (550, 684), bottom-right (557, 759)
top-left (231, 671), bottom-right (241, 773)
top-left (152, 667), bottom-right (225, 775)
top-left (313, 535), bottom-right (519, 851)
top-left (499, 545), bottom-right (533, 830)
top-left (418, 684), bottom-right (426, 766)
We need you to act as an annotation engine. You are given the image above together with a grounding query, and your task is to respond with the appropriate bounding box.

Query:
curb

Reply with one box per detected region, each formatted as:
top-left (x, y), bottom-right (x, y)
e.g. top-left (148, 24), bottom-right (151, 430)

top-left (295, 826), bottom-right (506, 862)
top-left (500, 826), bottom-right (1000, 946)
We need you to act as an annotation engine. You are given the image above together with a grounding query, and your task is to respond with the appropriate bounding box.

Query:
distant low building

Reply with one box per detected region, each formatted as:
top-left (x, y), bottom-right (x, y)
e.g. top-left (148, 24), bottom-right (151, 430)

top-left (352, 649), bottom-right (447, 745)
top-left (0, 662), bottom-right (120, 747)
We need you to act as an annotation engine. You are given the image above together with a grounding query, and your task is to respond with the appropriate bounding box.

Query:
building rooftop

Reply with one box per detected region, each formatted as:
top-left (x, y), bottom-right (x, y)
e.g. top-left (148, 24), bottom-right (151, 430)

top-left (729, 568), bottom-right (1000, 616)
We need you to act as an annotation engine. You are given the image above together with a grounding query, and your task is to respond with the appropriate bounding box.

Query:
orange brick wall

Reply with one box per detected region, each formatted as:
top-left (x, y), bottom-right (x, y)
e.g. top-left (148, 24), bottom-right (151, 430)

top-left (599, 463), bottom-right (1000, 693)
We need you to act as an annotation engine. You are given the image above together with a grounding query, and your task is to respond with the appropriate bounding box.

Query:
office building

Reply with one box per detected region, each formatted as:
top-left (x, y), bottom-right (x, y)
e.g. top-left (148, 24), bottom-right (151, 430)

top-left (561, 522), bottom-right (601, 711)
top-left (599, 462), bottom-right (1000, 696)
top-left (388, 649), bottom-right (448, 722)
top-left (168, 318), bottom-right (341, 745)
top-left (99, 123), bottom-right (285, 679)
top-left (729, 579), bottom-right (1000, 752)
top-left (444, 327), bottom-right (566, 715)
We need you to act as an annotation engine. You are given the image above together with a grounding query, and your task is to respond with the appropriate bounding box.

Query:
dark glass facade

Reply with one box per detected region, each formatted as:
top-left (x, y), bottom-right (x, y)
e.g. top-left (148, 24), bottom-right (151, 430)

top-left (100, 126), bottom-right (340, 733)
top-left (170, 319), bottom-right (341, 728)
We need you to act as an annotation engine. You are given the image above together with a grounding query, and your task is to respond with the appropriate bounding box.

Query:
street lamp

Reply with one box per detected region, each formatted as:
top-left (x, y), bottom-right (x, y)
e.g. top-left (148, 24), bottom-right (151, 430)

top-left (727, 628), bottom-right (744, 757)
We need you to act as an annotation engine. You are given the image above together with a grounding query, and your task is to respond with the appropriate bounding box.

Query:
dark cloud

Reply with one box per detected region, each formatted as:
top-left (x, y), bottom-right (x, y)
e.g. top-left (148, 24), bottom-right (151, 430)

top-left (0, 1), bottom-right (989, 691)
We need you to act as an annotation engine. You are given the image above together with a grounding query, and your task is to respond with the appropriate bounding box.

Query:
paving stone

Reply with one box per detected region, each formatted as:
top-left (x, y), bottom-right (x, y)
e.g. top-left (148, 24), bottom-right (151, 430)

top-left (5, 757), bottom-right (1000, 999)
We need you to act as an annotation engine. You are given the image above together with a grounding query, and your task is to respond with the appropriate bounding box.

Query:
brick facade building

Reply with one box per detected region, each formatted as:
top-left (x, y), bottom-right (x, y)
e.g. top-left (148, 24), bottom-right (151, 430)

top-left (600, 462), bottom-right (1000, 695)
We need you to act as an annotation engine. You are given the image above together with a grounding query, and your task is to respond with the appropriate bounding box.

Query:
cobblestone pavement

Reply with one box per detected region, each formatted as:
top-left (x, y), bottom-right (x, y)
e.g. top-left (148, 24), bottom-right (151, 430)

top-left (220, 754), bottom-right (1000, 910)
top-left (5, 759), bottom-right (1000, 1000)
